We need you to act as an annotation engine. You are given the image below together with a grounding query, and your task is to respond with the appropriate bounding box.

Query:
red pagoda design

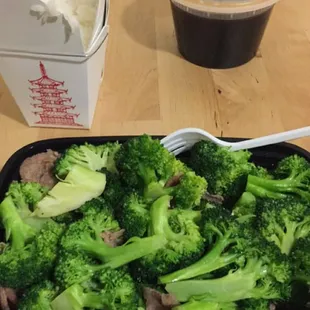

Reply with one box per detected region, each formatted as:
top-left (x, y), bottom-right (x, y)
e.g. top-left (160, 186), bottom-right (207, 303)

top-left (29, 62), bottom-right (82, 127)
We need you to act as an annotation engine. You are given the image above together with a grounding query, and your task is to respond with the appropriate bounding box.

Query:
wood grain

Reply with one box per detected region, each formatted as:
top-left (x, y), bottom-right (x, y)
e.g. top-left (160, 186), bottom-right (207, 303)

top-left (0, 0), bottom-right (309, 169)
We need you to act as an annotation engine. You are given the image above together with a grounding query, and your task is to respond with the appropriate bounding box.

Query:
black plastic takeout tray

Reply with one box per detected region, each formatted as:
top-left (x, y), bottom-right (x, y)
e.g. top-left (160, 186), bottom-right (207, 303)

top-left (0, 135), bottom-right (310, 202)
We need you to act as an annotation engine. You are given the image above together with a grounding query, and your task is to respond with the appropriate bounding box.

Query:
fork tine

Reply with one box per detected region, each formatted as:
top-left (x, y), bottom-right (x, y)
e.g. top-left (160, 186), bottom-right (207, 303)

top-left (171, 140), bottom-right (200, 155)
top-left (166, 138), bottom-right (201, 152)
top-left (163, 137), bottom-right (187, 149)
top-left (166, 140), bottom-right (187, 152)
top-left (164, 136), bottom-right (202, 149)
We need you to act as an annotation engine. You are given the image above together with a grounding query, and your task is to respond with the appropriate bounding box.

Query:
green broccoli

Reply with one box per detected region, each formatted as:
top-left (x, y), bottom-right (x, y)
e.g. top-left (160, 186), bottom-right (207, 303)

top-left (115, 135), bottom-right (207, 209)
top-left (0, 181), bottom-right (52, 250)
top-left (0, 196), bottom-right (36, 250)
top-left (54, 250), bottom-right (102, 290)
top-left (274, 155), bottom-right (310, 179)
top-left (159, 206), bottom-right (252, 284)
top-left (0, 221), bottom-right (65, 289)
top-left (7, 181), bottom-right (48, 217)
top-left (59, 204), bottom-right (120, 251)
top-left (54, 203), bottom-right (167, 288)
top-left (164, 224), bottom-right (292, 303)
top-left (188, 140), bottom-right (254, 206)
top-left (257, 197), bottom-right (310, 255)
top-left (246, 155), bottom-right (310, 202)
top-left (18, 280), bottom-right (57, 310)
top-left (173, 300), bottom-right (237, 310)
top-left (118, 193), bottom-right (150, 239)
top-left (101, 170), bottom-right (128, 209)
top-left (161, 206), bottom-right (292, 303)
top-left (32, 165), bottom-right (107, 218)
top-left (232, 192), bottom-right (257, 218)
top-left (168, 209), bottom-right (202, 234)
top-left (291, 237), bottom-right (310, 284)
top-left (166, 269), bottom-right (290, 304)
top-left (77, 196), bottom-right (112, 216)
top-left (52, 267), bottom-right (140, 310)
top-left (131, 195), bottom-right (205, 283)
top-left (54, 142), bottom-right (120, 178)
top-left (119, 193), bottom-right (202, 241)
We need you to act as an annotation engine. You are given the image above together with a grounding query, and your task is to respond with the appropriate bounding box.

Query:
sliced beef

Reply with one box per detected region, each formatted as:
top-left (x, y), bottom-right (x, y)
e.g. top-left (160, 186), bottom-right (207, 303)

top-left (202, 192), bottom-right (224, 205)
top-left (143, 287), bottom-right (179, 310)
top-left (19, 149), bottom-right (60, 189)
top-left (0, 288), bottom-right (17, 310)
top-left (164, 173), bottom-right (184, 188)
top-left (101, 229), bottom-right (125, 247)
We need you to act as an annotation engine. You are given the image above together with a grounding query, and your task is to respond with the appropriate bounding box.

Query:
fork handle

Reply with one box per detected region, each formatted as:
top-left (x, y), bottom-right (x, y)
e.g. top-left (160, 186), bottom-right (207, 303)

top-left (229, 126), bottom-right (310, 151)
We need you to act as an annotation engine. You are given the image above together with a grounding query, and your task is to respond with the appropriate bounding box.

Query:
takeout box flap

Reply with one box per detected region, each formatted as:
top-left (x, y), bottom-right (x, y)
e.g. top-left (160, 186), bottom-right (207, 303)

top-left (0, 0), bottom-right (107, 56)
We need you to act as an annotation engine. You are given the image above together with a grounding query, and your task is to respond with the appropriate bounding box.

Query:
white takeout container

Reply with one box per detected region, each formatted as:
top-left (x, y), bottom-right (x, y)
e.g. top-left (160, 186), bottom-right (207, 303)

top-left (89, 0), bottom-right (106, 48)
top-left (0, 24), bottom-right (109, 130)
top-left (0, 0), bottom-right (106, 56)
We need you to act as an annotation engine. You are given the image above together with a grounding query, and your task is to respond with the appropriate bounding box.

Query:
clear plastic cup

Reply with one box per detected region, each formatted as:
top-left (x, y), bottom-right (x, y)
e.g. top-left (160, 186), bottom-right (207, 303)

top-left (170, 0), bottom-right (280, 69)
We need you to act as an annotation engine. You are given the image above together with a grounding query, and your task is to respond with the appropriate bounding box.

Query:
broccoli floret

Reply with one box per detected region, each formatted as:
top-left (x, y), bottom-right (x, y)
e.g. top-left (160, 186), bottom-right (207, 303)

top-left (164, 213), bottom-right (292, 303)
top-left (115, 135), bottom-right (207, 209)
top-left (188, 140), bottom-right (254, 206)
top-left (7, 181), bottom-right (48, 217)
top-left (102, 171), bottom-right (128, 209)
top-left (54, 142), bottom-right (120, 178)
top-left (237, 299), bottom-right (271, 310)
top-left (55, 204), bottom-right (167, 288)
top-left (32, 165), bottom-right (107, 218)
top-left (291, 238), bottom-right (310, 284)
top-left (159, 206), bottom-right (251, 284)
top-left (52, 268), bottom-right (140, 310)
top-left (59, 204), bottom-right (120, 250)
top-left (257, 197), bottom-right (310, 255)
top-left (0, 221), bottom-right (65, 289)
top-left (0, 181), bottom-right (52, 250)
top-left (232, 192), bottom-right (257, 218)
top-left (0, 196), bottom-right (36, 250)
top-left (246, 155), bottom-right (310, 202)
top-left (168, 209), bottom-right (202, 234)
top-left (51, 282), bottom-right (104, 310)
top-left (118, 193), bottom-right (150, 239)
top-left (274, 155), bottom-right (310, 178)
top-left (166, 267), bottom-right (291, 304)
top-left (54, 250), bottom-right (101, 290)
top-left (131, 195), bottom-right (205, 283)
top-left (95, 267), bottom-right (140, 308)
top-left (77, 197), bottom-right (112, 216)
top-left (174, 300), bottom-right (237, 310)
top-left (18, 280), bottom-right (57, 310)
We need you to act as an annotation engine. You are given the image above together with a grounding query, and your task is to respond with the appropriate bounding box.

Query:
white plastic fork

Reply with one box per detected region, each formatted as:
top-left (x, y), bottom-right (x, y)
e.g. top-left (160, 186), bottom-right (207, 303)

top-left (160, 127), bottom-right (310, 156)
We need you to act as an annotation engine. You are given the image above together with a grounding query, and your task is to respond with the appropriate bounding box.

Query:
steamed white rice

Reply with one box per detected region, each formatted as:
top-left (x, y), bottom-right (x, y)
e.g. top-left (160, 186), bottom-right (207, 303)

top-left (55, 0), bottom-right (99, 49)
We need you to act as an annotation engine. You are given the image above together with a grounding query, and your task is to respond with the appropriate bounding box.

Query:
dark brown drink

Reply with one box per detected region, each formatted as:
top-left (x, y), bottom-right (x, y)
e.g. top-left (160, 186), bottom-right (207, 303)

top-left (171, 1), bottom-right (274, 69)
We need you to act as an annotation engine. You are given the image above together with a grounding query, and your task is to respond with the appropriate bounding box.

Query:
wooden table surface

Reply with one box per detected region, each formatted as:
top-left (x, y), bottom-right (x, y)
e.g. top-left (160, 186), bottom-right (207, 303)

top-left (0, 0), bottom-right (310, 168)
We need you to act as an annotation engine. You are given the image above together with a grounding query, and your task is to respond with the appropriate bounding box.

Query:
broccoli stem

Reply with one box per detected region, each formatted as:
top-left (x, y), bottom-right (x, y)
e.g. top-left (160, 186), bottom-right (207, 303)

top-left (159, 234), bottom-right (239, 284)
top-left (246, 182), bottom-right (286, 199)
top-left (165, 259), bottom-right (267, 303)
top-left (149, 195), bottom-right (184, 241)
top-left (0, 196), bottom-right (35, 250)
top-left (103, 235), bottom-right (167, 269)
top-left (280, 220), bottom-right (299, 255)
top-left (145, 182), bottom-right (172, 201)
top-left (51, 283), bottom-right (105, 310)
top-left (247, 175), bottom-right (310, 201)
top-left (76, 234), bottom-right (167, 269)
top-left (138, 164), bottom-right (158, 185)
